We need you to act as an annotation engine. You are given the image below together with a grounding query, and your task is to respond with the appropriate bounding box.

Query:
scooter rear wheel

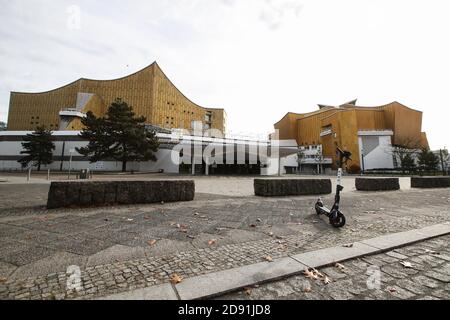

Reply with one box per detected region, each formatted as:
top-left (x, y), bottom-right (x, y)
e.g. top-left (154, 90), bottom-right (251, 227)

top-left (330, 212), bottom-right (346, 228)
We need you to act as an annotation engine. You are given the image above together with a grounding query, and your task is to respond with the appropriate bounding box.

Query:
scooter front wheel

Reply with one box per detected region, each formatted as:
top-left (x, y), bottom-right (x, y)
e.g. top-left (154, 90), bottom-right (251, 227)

top-left (330, 212), bottom-right (346, 228)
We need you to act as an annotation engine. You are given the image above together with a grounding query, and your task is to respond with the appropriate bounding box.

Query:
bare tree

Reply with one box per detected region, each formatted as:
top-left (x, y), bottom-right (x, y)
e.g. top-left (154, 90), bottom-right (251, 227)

top-left (297, 148), bottom-right (305, 173)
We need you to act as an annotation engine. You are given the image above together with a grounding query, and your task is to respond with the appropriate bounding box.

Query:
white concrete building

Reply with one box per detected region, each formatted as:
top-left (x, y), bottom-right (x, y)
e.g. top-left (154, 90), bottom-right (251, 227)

top-left (0, 131), bottom-right (297, 176)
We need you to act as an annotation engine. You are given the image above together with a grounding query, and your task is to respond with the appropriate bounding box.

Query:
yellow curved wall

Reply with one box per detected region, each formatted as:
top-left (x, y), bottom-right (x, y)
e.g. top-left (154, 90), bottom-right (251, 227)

top-left (7, 62), bottom-right (226, 133)
top-left (274, 101), bottom-right (429, 169)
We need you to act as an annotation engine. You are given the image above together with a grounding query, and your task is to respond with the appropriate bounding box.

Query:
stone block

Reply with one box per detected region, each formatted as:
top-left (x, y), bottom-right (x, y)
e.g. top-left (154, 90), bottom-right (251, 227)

top-left (411, 177), bottom-right (450, 189)
top-left (254, 179), bottom-right (332, 197)
top-left (47, 180), bottom-right (195, 209)
top-left (355, 178), bottom-right (400, 191)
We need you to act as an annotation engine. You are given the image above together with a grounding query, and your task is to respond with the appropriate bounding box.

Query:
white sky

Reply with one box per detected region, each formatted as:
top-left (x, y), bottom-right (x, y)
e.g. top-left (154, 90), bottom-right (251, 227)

top-left (0, 0), bottom-right (449, 149)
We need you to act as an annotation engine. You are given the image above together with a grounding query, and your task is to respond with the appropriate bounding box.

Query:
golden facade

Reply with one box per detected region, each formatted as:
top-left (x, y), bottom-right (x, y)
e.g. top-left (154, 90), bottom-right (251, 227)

top-left (274, 100), bottom-right (429, 169)
top-left (7, 62), bottom-right (226, 133)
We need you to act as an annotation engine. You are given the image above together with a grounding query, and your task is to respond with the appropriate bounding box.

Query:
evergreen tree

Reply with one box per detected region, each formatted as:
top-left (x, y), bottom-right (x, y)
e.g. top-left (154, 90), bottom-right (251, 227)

top-left (418, 148), bottom-right (439, 171)
top-left (401, 153), bottom-right (416, 173)
top-left (18, 126), bottom-right (55, 171)
top-left (77, 98), bottom-right (159, 172)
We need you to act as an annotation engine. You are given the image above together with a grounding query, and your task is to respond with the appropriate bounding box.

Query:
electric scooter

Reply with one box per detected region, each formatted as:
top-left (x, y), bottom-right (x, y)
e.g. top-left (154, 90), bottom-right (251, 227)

top-left (315, 147), bottom-right (352, 228)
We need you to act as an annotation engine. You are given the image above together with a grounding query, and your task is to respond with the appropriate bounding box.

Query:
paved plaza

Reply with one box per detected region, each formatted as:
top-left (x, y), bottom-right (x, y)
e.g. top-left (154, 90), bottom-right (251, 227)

top-left (0, 174), bottom-right (449, 300)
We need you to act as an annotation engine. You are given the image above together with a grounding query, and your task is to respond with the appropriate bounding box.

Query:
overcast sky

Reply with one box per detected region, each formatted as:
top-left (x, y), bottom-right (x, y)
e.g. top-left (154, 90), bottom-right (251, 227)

top-left (0, 0), bottom-right (449, 149)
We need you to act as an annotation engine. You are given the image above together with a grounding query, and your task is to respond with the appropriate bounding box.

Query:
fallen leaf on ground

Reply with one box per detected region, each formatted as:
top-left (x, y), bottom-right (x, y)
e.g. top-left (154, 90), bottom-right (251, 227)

top-left (335, 263), bottom-right (346, 271)
top-left (323, 276), bottom-right (332, 284)
top-left (303, 268), bottom-right (319, 280)
top-left (268, 232), bottom-right (274, 237)
top-left (169, 274), bottom-right (183, 284)
top-left (0, 277), bottom-right (7, 283)
top-left (264, 256), bottom-right (274, 262)
top-left (303, 287), bottom-right (312, 293)
top-left (342, 243), bottom-right (354, 248)
top-left (388, 287), bottom-right (397, 293)
top-left (400, 261), bottom-right (413, 268)
top-left (256, 218), bottom-right (262, 223)
top-left (208, 239), bottom-right (217, 246)
top-left (250, 224), bottom-right (257, 228)
top-left (244, 287), bottom-right (253, 296)
top-left (312, 268), bottom-right (324, 278)
top-left (148, 240), bottom-right (157, 246)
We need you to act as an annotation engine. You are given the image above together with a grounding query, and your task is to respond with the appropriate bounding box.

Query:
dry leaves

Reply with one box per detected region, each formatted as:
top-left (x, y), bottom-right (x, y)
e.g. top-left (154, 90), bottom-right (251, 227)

top-left (400, 261), bottom-right (412, 268)
top-left (303, 287), bottom-right (312, 293)
top-left (169, 273), bottom-right (183, 284)
top-left (303, 268), bottom-right (331, 284)
top-left (208, 239), bottom-right (217, 246)
top-left (264, 256), bottom-right (274, 262)
top-left (303, 268), bottom-right (319, 280)
top-left (147, 240), bottom-right (157, 246)
top-left (0, 277), bottom-right (7, 283)
top-left (244, 287), bottom-right (253, 296)
top-left (335, 263), bottom-right (346, 271)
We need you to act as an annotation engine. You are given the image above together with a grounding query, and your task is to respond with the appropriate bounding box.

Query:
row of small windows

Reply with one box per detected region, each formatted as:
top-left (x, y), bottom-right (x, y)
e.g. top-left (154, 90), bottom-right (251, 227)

top-left (166, 101), bottom-right (196, 115)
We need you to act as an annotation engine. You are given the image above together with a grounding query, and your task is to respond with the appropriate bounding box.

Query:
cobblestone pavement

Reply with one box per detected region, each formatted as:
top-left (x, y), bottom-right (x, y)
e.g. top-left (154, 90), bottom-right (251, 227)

top-left (217, 235), bottom-right (450, 300)
top-left (0, 182), bottom-right (449, 300)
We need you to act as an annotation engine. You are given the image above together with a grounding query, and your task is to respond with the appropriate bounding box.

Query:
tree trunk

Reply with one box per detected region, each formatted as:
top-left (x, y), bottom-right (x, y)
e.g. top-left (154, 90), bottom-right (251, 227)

top-left (122, 161), bottom-right (127, 172)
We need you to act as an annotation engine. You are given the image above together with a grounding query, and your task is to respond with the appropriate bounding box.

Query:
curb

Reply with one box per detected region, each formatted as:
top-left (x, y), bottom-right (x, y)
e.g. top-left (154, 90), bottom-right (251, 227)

top-left (99, 222), bottom-right (450, 300)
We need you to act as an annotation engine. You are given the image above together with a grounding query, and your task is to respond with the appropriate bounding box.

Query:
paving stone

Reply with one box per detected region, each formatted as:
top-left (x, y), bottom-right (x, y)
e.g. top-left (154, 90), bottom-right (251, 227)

top-left (10, 251), bottom-right (87, 279)
top-left (86, 245), bottom-right (146, 266)
top-left (385, 285), bottom-right (416, 299)
top-left (411, 275), bottom-right (442, 289)
top-left (425, 270), bottom-right (450, 283)
top-left (291, 242), bottom-right (379, 268)
top-left (176, 257), bottom-right (306, 300)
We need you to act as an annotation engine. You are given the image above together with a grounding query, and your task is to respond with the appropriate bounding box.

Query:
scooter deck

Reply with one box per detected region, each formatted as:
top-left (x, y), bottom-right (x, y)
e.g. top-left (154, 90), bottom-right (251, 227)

top-left (318, 206), bottom-right (331, 214)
